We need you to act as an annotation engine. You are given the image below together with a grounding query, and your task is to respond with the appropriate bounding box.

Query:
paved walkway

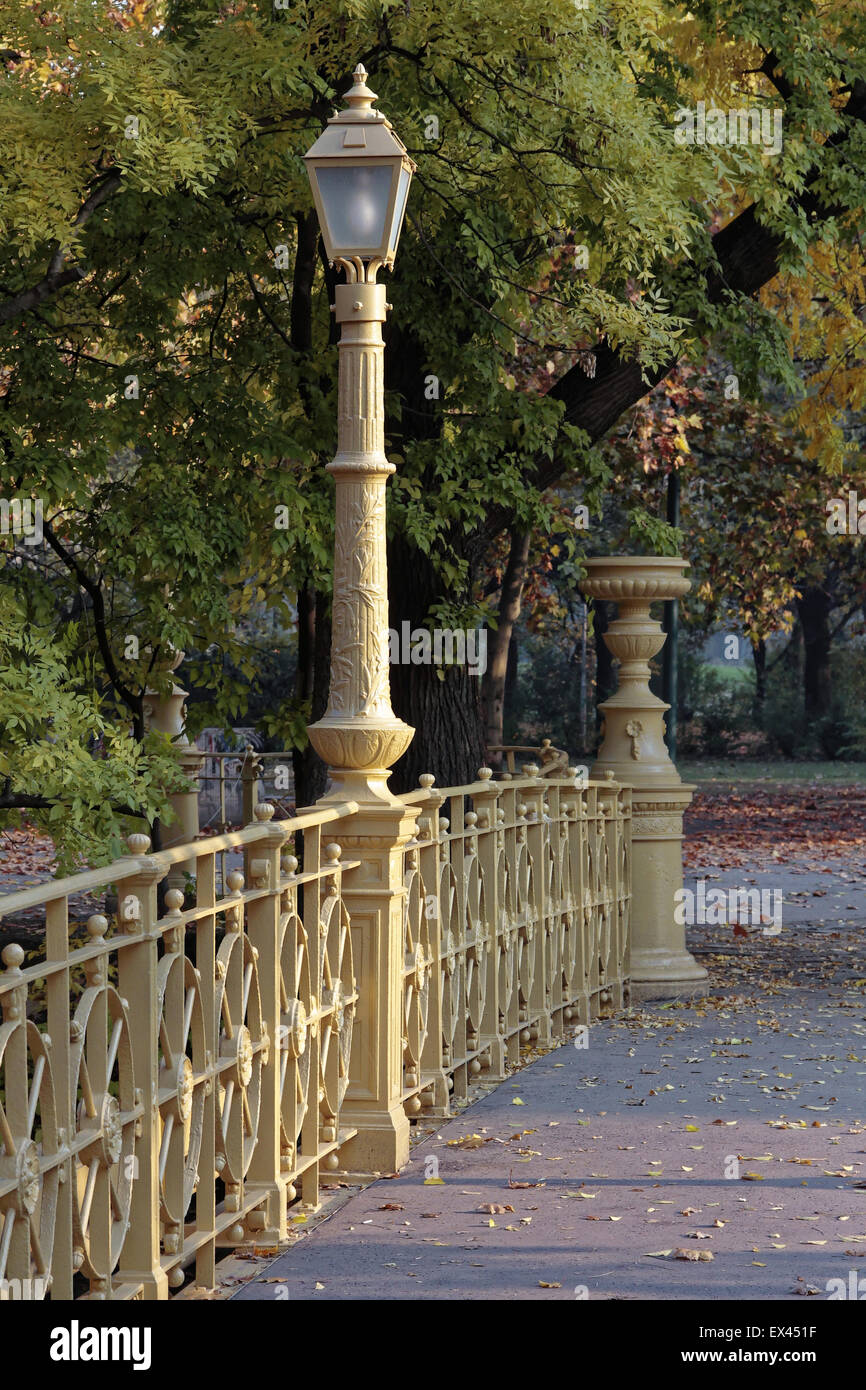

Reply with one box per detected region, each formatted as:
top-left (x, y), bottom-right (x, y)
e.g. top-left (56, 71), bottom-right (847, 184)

top-left (231, 854), bottom-right (866, 1301)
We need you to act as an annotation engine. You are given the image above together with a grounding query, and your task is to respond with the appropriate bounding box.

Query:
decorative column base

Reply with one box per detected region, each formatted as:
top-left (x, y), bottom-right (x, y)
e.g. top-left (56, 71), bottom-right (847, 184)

top-left (164, 745), bottom-right (204, 891)
top-left (308, 719), bottom-right (414, 807)
top-left (627, 785), bottom-right (707, 1001)
top-left (143, 649), bottom-right (203, 891)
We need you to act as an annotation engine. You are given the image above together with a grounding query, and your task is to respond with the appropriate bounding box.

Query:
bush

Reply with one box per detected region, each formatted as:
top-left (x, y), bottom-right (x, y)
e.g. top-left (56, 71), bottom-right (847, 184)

top-left (812, 647), bottom-right (866, 759)
top-left (508, 626), bottom-right (592, 758)
top-left (761, 672), bottom-right (806, 757)
top-left (676, 655), bottom-right (755, 757)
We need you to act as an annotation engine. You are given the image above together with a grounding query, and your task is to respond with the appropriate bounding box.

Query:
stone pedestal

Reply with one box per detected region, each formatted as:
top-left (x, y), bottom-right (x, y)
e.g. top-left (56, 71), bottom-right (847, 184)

top-left (143, 649), bottom-right (203, 891)
top-left (328, 801), bottom-right (419, 1175)
top-left (582, 557), bottom-right (707, 1001)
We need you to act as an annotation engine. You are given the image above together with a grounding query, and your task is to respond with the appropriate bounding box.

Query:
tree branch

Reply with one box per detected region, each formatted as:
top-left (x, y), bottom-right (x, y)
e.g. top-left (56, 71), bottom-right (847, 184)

top-left (40, 517), bottom-right (143, 726)
top-left (477, 81), bottom-right (866, 545)
top-left (0, 169), bottom-right (122, 326)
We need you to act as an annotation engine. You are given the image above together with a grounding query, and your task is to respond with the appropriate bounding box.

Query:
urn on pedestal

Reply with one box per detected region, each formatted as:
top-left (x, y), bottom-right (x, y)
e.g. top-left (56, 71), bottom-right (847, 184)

top-left (582, 557), bottom-right (707, 1000)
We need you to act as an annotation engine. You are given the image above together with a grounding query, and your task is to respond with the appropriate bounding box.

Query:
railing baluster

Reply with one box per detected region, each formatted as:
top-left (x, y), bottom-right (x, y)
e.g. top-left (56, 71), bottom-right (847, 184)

top-left (46, 895), bottom-right (73, 1300)
top-left (115, 835), bottom-right (168, 1299)
top-left (244, 806), bottom-right (289, 1242)
top-left (195, 847), bottom-right (217, 1289)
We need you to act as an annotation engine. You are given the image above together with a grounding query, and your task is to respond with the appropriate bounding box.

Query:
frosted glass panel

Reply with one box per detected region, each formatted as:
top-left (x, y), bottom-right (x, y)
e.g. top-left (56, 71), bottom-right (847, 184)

top-left (316, 165), bottom-right (392, 252)
top-left (388, 166), bottom-right (412, 253)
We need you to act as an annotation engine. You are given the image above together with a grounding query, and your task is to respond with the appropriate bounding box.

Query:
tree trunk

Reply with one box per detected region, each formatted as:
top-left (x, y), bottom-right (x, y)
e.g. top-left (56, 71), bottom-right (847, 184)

top-left (751, 635), bottom-right (767, 721)
top-left (481, 527), bottom-right (531, 765)
top-left (797, 587), bottom-right (834, 719)
top-left (504, 629), bottom-right (519, 743)
top-left (388, 535), bottom-right (485, 791)
top-left (292, 589), bottom-right (330, 809)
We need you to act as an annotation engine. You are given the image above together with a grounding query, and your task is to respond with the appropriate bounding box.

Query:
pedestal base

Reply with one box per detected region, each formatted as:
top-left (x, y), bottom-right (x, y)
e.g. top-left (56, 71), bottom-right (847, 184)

top-left (627, 785), bottom-right (707, 999)
top-left (629, 944), bottom-right (709, 1002)
top-left (337, 1103), bottom-right (410, 1175)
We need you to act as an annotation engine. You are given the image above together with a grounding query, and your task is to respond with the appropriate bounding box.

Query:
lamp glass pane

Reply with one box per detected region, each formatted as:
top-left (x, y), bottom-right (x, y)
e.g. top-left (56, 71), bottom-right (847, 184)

top-left (316, 165), bottom-right (392, 252)
top-left (388, 165), bottom-right (412, 254)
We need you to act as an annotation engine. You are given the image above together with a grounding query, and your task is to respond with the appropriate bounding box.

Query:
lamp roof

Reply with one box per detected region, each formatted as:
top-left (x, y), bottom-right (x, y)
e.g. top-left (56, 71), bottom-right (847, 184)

top-left (303, 63), bottom-right (416, 166)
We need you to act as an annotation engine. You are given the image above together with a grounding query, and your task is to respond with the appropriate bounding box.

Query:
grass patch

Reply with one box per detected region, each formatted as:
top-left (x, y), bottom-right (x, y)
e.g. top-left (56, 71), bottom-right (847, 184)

top-left (679, 759), bottom-right (866, 786)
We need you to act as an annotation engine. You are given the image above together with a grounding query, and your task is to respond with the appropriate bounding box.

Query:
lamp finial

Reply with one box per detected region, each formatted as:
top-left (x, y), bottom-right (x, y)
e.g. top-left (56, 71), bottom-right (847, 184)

top-left (343, 63), bottom-right (378, 115)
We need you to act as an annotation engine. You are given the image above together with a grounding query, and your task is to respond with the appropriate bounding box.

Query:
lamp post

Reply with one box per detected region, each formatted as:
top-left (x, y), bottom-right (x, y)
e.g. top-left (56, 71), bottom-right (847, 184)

top-left (302, 65), bottom-right (422, 1172)
top-left (303, 63), bottom-right (416, 805)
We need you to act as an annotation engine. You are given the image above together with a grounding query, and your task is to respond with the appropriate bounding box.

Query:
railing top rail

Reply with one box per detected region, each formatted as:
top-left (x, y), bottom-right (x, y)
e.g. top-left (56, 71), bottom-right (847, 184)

top-left (0, 858), bottom-right (144, 915)
top-left (0, 799), bottom-right (360, 915)
top-left (398, 773), bottom-right (620, 803)
top-left (284, 800), bottom-right (359, 829)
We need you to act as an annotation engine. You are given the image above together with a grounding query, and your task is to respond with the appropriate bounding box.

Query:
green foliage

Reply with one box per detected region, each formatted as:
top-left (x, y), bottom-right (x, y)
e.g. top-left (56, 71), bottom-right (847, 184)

top-left (0, 590), bottom-right (187, 870)
top-left (677, 653), bottom-right (756, 758)
top-left (811, 648), bottom-right (866, 760)
top-left (3, 0), bottom-right (866, 852)
top-left (506, 625), bottom-right (590, 758)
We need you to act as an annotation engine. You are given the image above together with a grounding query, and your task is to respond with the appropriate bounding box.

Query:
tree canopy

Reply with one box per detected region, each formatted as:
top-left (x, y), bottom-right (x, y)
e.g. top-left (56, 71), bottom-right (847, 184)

top-left (3, 0), bottom-right (866, 860)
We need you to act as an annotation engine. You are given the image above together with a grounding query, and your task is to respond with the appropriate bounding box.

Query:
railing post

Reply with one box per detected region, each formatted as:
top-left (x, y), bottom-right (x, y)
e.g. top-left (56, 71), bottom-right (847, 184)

top-left (114, 834), bottom-right (169, 1299)
top-left (472, 768), bottom-right (507, 1080)
top-left (329, 801), bottom-right (419, 1175)
top-left (243, 806), bottom-right (289, 1242)
top-left (412, 776), bottom-right (450, 1117)
top-left (521, 765), bottom-right (550, 1044)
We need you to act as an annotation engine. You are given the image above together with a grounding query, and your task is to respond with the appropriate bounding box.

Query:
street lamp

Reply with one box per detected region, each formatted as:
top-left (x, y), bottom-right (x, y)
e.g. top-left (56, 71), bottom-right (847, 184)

top-left (303, 64), bottom-right (417, 803)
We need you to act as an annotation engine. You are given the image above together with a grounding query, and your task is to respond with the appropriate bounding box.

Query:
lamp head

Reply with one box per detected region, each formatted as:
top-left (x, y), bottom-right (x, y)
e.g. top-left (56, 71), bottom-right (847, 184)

top-left (303, 63), bottom-right (416, 277)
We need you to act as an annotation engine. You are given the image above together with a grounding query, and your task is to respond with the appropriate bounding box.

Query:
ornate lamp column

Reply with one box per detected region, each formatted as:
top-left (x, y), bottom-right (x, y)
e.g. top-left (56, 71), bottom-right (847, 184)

top-left (305, 275), bottom-right (414, 801)
top-left (582, 557), bottom-right (707, 1000)
top-left (304, 63), bottom-right (416, 806)
top-left (303, 67), bottom-right (419, 1173)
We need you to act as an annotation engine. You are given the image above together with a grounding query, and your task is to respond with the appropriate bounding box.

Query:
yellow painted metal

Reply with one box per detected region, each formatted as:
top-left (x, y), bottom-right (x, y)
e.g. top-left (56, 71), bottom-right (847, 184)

top-left (398, 766), bottom-right (631, 1109)
top-left (0, 762), bottom-right (630, 1298)
top-left (0, 803), bottom-right (360, 1299)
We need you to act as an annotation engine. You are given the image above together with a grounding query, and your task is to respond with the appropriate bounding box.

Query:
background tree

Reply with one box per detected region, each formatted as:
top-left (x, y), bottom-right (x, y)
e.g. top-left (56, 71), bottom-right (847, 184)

top-left (4, 0), bottom-right (866, 864)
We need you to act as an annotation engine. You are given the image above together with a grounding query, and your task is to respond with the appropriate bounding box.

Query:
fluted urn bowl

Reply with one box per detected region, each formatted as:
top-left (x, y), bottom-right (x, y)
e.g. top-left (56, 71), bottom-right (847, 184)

top-left (581, 555), bottom-right (690, 604)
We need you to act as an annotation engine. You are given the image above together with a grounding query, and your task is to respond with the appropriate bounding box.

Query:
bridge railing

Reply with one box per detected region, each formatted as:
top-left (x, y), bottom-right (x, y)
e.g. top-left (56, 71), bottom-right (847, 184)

top-left (396, 766), bottom-right (630, 1117)
top-left (0, 801), bottom-right (359, 1301)
top-left (0, 764), bottom-right (630, 1301)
